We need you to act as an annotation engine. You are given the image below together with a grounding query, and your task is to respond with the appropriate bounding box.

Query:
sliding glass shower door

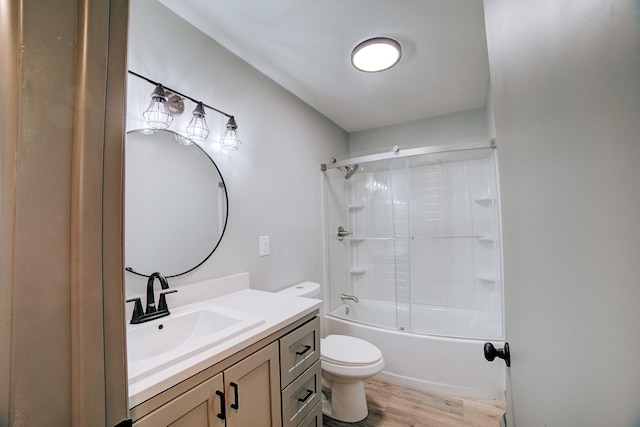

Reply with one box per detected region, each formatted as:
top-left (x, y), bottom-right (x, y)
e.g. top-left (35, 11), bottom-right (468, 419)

top-left (323, 143), bottom-right (503, 340)
top-left (324, 157), bottom-right (405, 330)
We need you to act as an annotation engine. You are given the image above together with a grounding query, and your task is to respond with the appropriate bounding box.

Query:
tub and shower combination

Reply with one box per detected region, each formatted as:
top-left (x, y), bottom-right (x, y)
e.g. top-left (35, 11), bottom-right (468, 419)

top-left (321, 141), bottom-right (505, 400)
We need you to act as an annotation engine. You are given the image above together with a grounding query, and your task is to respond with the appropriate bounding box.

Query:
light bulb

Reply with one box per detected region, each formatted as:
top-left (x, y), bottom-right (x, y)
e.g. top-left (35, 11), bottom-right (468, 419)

top-left (220, 117), bottom-right (242, 150)
top-left (142, 84), bottom-right (173, 129)
top-left (186, 102), bottom-right (210, 142)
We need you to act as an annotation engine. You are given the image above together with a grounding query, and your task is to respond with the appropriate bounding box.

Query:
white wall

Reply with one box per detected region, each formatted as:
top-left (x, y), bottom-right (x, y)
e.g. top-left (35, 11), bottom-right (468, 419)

top-left (348, 107), bottom-right (489, 154)
top-left (485, 82), bottom-right (496, 139)
top-left (485, 0), bottom-right (640, 425)
top-left (126, 1), bottom-right (348, 295)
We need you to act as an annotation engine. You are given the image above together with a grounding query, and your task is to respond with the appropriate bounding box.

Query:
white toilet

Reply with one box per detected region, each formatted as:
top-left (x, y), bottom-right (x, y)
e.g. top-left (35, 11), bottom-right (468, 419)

top-left (277, 282), bottom-right (385, 423)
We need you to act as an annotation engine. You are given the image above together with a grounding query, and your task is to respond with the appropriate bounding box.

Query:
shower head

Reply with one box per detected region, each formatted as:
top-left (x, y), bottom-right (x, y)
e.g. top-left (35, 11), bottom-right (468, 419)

top-left (344, 164), bottom-right (359, 179)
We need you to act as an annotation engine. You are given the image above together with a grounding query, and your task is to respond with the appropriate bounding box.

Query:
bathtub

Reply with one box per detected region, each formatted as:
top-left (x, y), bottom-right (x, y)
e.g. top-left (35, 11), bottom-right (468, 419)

top-left (324, 299), bottom-right (506, 400)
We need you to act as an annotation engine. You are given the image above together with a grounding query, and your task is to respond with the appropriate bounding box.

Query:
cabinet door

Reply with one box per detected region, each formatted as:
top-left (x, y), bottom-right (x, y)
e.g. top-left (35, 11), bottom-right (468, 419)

top-left (134, 373), bottom-right (224, 427)
top-left (224, 341), bottom-right (281, 427)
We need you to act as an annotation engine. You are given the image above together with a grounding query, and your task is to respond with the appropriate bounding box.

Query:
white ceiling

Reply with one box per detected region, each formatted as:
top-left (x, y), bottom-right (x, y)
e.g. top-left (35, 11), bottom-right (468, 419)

top-left (159, 0), bottom-right (490, 133)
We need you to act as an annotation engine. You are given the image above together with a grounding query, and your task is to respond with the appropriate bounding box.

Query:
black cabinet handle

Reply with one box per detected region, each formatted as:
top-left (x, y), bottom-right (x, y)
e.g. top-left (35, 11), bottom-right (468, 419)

top-left (215, 390), bottom-right (225, 420)
top-left (230, 382), bottom-right (239, 410)
top-left (298, 389), bottom-right (314, 403)
top-left (296, 345), bottom-right (312, 356)
top-left (484, 342), bottom-right (511, 367)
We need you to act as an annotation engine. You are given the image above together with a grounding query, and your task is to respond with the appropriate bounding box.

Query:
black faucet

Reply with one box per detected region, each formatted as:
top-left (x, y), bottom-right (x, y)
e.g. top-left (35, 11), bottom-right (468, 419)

top-left (146, 272), bottom-right (169, 314)
top-left (126, 271), bottom-right (177, 324)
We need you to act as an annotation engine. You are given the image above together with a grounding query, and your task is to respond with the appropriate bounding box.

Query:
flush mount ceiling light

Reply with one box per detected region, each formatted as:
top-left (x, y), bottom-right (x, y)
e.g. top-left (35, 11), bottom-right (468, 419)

top-left (351, 37), bottom-right (402, 72)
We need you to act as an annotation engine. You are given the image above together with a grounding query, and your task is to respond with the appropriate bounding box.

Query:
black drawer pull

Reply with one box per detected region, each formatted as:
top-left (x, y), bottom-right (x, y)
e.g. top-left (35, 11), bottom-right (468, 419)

top-left (215, 390), bottom-right (225, 420)
top-left (296, 345), bottom-right (312, 356)
top-left (298, 389), bottom-right (314, 403)
top-left (230, 382), bottom-right (239, 410)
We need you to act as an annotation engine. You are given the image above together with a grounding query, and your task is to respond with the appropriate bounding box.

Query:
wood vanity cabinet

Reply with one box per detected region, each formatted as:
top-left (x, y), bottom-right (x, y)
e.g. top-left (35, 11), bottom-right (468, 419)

top-left (131, 312), bottom-right (320, 427)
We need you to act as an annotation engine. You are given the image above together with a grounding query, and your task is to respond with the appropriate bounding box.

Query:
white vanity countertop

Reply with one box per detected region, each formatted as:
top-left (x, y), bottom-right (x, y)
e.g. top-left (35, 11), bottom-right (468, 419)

top-left (128, 288), bottom-right (321, 408)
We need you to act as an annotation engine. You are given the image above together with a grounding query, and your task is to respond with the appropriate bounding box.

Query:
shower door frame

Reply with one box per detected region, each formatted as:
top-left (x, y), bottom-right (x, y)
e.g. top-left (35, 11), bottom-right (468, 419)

top-left (321, 139), bottom-right (496, 172)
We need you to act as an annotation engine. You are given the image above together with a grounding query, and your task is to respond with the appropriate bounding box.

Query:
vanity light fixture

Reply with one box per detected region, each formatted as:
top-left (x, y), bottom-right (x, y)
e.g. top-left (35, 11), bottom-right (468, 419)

top-left (351, 37), bottom-right (402, 72)
top-left (220, 116), bottom-right (241, 150)
top-left (185, 102), bottom-right (210, 142)
top-left (142, 84), bottom-right (174, 129)
top-left (130, 70), bottom-right (242, 149)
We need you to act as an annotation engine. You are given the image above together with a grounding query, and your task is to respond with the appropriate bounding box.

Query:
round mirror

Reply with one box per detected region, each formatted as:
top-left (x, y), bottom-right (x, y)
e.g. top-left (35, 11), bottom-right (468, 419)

top-left (125, 129), bottom-right (228, 277)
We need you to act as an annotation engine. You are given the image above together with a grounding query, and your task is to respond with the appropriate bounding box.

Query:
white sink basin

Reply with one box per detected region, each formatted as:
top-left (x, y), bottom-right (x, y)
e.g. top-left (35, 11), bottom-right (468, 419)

top-left (127, 302), bottom-right (264, 382)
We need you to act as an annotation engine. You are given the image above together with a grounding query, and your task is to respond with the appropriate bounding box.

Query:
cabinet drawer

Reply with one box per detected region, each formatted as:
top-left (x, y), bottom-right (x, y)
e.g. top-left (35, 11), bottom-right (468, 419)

top-left (281, 360), bottom-right (321, 427)
top-left (279, 316), bottom-right (320, 387)
top-left (297, 401), bottom-right (322, 427)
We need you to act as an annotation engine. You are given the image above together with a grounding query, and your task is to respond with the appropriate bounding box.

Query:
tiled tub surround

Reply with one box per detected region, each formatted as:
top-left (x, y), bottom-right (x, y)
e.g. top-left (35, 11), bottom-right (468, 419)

top-left (126, 273), bottom-right (322, 408)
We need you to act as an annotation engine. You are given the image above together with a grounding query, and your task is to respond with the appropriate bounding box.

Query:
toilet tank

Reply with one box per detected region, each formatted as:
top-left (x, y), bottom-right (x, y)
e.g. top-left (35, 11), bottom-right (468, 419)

top-left (277, 282), bottom-right (321, 298)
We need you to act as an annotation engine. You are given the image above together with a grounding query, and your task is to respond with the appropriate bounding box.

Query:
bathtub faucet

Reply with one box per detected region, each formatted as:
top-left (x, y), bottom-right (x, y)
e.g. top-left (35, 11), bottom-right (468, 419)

top-left (341, 293), bottom-right (359, 303)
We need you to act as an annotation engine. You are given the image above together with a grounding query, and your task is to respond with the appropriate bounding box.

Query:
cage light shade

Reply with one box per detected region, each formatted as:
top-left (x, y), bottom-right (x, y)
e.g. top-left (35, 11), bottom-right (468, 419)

top-left (143, 84), bottom-right (173, 129)
top-left (186, 102), bottom-right (210, 141)
top-left (220, 117), bottom-right (242, 150)
top-left (351, 37), bottom-right (402, 72)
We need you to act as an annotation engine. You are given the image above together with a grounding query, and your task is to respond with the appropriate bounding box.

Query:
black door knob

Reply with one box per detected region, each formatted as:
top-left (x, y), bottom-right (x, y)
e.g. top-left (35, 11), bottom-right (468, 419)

top-left (484, 342), bottom-right (511, 367)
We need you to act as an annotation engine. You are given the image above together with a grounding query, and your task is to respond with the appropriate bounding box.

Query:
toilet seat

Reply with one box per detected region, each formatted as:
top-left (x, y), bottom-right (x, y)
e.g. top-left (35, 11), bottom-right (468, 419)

top-left (321, 335), bottom-right (382, 366)
top-left (320, 335), bottom-right (385, 379)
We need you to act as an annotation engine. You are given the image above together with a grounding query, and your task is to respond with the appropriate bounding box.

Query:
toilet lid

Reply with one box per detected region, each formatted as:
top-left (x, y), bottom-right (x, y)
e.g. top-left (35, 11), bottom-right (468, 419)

top-left (321, 335), bottom-right (382, 365)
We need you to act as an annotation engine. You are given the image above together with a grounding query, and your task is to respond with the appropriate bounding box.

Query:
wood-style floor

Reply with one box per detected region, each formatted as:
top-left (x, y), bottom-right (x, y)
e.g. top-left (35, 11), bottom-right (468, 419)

top-left (323, 378), bottom-right (505, 427)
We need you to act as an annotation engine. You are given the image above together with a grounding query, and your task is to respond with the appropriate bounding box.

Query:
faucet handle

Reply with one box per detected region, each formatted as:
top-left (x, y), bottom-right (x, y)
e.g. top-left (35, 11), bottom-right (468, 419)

top-left (158, 289), bottom-right (178, 312)
top-left (125, 298), bottom-right (144, 324)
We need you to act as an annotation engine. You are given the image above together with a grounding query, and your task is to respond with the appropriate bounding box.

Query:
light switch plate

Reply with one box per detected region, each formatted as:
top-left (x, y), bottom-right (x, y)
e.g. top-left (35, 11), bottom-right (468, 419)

top-left (259, 235), bottom-right (270, 256)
